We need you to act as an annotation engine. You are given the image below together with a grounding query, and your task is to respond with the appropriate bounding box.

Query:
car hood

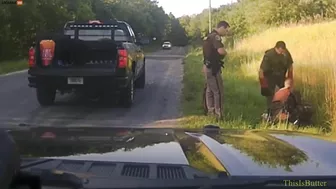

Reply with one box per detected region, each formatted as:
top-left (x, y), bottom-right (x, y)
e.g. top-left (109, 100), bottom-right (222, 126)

top-left (8, 127), bottom-right (336, 176)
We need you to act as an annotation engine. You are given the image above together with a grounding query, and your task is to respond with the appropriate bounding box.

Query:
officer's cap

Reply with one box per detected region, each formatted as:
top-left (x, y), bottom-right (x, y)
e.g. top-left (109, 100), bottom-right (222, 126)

top-left (217, 21), bottom-right (230, 28)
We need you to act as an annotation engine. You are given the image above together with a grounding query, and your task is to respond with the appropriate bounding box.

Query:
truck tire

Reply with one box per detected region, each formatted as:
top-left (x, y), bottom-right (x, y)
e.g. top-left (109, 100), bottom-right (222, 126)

top-left (36, 87), bottom-right (56, 106)
top-left (120, 76), bottom-right (134, 108)
top-left (135, 66), bottom-right (145, 89)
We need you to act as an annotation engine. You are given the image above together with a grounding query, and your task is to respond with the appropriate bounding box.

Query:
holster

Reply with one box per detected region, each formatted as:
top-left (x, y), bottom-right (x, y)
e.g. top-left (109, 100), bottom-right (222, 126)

top-left (204, 60), bottom-right (224, 76)
top-left (204, 60), bottom-right (212, 68)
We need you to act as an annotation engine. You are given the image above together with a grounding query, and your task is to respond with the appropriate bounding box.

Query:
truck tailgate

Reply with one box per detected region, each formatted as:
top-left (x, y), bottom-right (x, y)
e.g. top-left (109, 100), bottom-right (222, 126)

top-left (37, 38), bottom-right (119, 69)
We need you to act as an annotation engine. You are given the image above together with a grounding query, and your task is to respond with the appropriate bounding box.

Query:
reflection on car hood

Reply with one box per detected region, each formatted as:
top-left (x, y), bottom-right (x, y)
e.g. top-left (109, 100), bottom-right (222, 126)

top-left (8, 127), bottom-right (336, 176)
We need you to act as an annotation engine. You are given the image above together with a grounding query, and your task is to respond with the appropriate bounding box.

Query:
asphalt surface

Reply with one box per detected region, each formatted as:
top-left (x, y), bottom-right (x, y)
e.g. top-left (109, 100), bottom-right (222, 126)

top-left (0, 47), bottom-right (187, 128)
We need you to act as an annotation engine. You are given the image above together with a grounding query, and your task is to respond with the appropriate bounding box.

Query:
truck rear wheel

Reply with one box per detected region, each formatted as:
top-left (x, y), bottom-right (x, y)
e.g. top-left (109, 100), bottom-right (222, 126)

top-left (135, 66), bottom-right (145, 89)
top-left (36, 87), bottom-right (56, 106)
top-left (120, 76), bottom-right (134, 108)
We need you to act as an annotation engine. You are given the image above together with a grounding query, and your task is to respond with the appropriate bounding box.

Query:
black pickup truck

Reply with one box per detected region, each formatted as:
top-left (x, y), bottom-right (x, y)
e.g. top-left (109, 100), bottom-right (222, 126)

top-left (28, 20), bottom-right (146, 108)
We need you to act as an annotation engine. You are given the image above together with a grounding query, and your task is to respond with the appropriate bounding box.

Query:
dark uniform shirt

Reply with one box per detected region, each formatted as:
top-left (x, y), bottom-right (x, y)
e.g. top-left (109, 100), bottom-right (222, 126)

top-left (203, 30), bottom-right (224, 63)
top-left (260, 48), bottom-right (293, 87)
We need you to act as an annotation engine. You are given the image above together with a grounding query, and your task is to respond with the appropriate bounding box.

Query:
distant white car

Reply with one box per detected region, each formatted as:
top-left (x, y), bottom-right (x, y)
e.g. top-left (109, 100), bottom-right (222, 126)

top-left (162, 41), bottom-right (172, 49)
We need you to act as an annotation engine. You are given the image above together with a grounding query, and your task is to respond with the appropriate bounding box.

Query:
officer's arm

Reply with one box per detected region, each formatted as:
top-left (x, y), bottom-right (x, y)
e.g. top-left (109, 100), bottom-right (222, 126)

top-left (287, 65), bottom-right (293, 79)
top-left (259, 69), bottom-right (265, 79)
top-left (213, 35), bottom-right (227, 56)
top-left (259, 54), bottom-right (270, 79)
top-left (259, 53), bottom-right (271, 88)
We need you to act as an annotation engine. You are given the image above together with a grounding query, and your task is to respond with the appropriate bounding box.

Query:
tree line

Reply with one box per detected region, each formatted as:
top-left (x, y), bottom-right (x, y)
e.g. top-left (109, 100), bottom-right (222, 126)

top-left (0, 0), bottom-right (188, 61)
top-left (2, 0), bottom-right (335, 61)
top-left (178, 0), bottom-right (336, 43)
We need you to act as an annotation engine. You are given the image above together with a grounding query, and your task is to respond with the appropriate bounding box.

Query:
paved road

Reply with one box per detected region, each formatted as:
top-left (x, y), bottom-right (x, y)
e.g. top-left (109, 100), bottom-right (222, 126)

top-left (0, 47), bottom-right (187, 128)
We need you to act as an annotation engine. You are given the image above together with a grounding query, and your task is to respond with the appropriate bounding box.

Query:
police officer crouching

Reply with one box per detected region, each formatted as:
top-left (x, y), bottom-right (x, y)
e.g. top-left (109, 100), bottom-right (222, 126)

top-left (202, 21), bottom-right (230, 121)
top-left (259, 41), bottom-right (294, 117)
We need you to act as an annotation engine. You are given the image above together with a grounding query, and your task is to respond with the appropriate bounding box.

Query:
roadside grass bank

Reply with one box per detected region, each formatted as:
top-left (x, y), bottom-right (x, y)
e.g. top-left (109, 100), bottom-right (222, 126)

top-left (181, 21), bottom-right (336, 136)
top-left (0, 60), bottom-right (27, 75)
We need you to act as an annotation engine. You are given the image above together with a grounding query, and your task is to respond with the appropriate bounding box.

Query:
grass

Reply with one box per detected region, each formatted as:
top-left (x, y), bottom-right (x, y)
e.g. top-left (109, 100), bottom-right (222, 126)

top-left (0, 60), bottom-right (27, 75)
top-left (181, 20), bottom-right (336, 137)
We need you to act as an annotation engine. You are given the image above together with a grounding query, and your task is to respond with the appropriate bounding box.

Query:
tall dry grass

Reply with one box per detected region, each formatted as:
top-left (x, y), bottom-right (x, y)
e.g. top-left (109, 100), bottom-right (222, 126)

top-left (235, 21), bottom-right (336, 133)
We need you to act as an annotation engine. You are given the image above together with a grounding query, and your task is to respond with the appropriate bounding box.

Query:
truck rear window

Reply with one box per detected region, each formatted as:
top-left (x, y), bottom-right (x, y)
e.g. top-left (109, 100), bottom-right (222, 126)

top-left (64, 29), bottom-right (129, 41)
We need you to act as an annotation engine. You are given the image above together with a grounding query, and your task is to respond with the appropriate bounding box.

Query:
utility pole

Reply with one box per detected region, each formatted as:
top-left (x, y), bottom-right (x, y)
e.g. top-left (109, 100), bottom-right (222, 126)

top-left (209, 0), bottom-right (212, 33)
top-left (319, 0), bottom-right (324, 18)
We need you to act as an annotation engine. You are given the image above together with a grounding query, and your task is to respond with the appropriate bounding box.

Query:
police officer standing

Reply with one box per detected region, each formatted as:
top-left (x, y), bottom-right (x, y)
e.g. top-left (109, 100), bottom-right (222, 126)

top-left (202, 21), bottom-right (230, 121)
top-left (259, 41), bottom-right (294, 115)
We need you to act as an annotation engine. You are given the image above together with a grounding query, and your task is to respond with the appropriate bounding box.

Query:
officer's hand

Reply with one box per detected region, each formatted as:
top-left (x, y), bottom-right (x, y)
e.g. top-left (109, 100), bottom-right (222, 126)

top-left (285, 76), bottom-right (294, 91)
top-left (259, 77), bottom-right (271, 96)
top-left (290, 83), bottom-right (295, 92)
top-left (218, 48), bottom-right (227, 56)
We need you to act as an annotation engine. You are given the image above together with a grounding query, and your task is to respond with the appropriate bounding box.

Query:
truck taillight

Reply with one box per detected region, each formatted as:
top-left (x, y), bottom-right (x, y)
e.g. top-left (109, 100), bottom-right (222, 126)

top-left (28, 47), bottom-right (35, 68)
top-left (118, 49), bottom-right (127, 68)
top-left (40, 40), bottom-right (55, 67)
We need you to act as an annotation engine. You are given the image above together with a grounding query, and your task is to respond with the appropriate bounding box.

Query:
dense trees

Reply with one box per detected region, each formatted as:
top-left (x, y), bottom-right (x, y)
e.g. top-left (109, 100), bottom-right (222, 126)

top-left (0, 0), bottom-right (188, 61)
top-left (2, 0), bottom-right (335, 61)
top-left (179, 0), bottom-right (336, 43)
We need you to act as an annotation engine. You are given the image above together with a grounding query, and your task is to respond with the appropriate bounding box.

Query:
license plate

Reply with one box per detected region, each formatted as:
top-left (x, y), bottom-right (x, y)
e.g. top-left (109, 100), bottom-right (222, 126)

top-left (67, 77), bottom-right (83, 85)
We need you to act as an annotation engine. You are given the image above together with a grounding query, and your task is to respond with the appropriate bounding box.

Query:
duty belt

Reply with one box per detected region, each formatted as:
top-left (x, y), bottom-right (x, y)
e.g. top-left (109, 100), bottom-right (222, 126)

top-left (203, 60), bottom-right (224, 68)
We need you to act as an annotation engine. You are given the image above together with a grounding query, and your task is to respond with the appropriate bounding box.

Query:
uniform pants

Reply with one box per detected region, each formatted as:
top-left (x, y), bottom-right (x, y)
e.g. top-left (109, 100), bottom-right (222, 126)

top-left (203, 65), bottom-right (224, 117)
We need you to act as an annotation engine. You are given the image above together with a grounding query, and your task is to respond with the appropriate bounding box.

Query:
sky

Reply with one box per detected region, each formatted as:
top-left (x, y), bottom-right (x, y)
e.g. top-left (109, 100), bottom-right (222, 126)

top-left (157, 0), bottom-right (234, 18)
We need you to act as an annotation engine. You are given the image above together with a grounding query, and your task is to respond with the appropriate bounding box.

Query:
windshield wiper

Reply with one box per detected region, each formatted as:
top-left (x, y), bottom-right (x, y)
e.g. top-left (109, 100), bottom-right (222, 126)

top-left (12, 168), bottom-right (85, 189)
